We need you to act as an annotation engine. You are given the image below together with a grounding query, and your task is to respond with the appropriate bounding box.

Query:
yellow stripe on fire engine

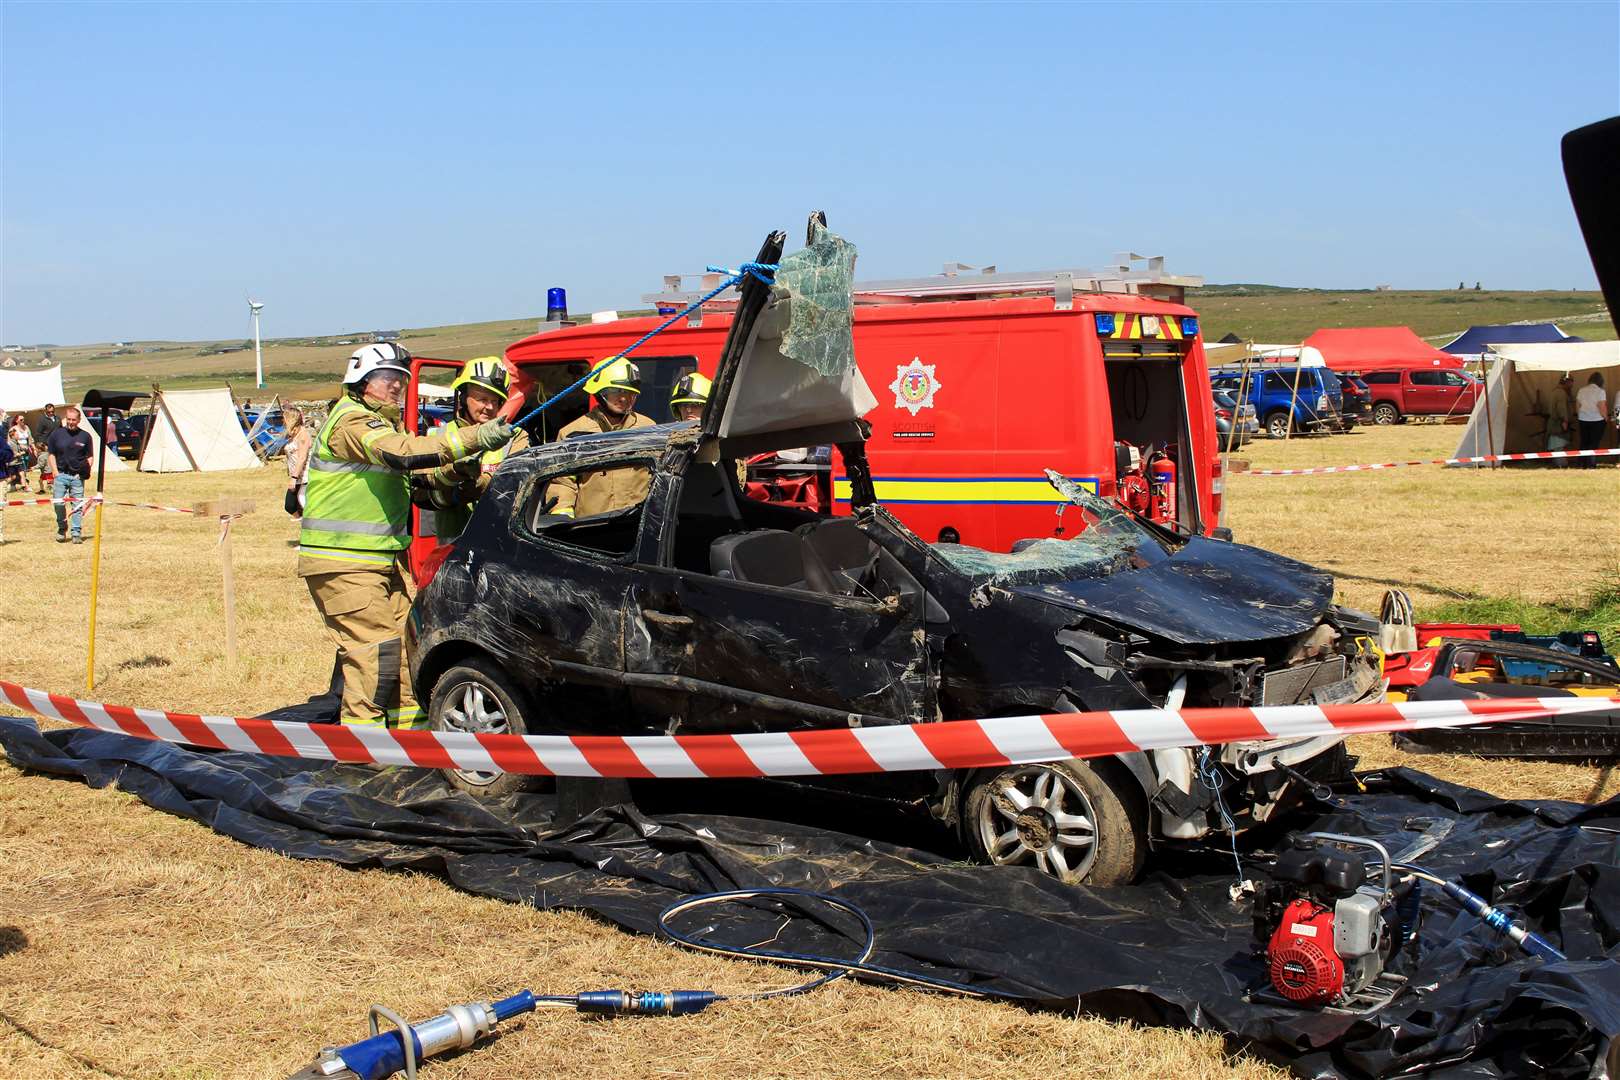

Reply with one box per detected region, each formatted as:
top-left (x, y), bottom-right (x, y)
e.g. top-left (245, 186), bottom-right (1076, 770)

top-left (833, 477), bottom-right (1099, 505)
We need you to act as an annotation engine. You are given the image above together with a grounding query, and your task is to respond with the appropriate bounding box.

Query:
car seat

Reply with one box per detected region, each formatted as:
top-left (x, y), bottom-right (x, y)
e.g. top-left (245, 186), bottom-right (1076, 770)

top-left (797, 518), bottom-right (884, 597)
top-left (709, 530), bottom-right (812, 590)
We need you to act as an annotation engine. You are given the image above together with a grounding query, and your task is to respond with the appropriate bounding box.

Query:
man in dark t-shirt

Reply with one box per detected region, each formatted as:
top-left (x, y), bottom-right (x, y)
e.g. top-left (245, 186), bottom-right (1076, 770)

top-left (45, 406), bottom-right (94, 543)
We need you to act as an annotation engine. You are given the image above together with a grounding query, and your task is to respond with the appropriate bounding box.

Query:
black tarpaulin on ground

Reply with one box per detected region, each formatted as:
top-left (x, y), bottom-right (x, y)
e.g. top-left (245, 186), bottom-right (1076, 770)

top-left (3, 713), bottom-right (1617, 1080)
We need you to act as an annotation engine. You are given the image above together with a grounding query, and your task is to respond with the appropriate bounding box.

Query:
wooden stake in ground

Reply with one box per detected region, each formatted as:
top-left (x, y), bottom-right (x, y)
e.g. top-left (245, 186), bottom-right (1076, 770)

top-left (194, 497), bottom-right (256, 669)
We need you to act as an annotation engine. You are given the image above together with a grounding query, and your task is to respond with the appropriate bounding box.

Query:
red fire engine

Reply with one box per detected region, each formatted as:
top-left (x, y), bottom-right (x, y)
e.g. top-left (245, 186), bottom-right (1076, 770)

top-left (406, 259), bottom-right (1225, 580)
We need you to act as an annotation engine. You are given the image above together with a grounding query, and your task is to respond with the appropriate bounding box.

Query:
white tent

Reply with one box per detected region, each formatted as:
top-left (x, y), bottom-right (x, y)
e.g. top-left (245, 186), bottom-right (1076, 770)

top-left (0, 365), bottom-right (129, 471)
top-left (1453, 341), bottom-right (1620, 462)
top-left (139, 388), bottom-right (263, 472)
top-left (0, 364), bottom-right (65, 411)
top-left (1204, 344), bottom-right (1326, 367)
top-left (417, 381), bottom-right (454, 399)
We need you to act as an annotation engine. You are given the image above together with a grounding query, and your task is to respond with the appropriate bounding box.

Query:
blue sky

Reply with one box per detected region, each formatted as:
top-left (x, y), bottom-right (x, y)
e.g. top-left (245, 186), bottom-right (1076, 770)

top-left (2, 1), bottom-right (1616, 344)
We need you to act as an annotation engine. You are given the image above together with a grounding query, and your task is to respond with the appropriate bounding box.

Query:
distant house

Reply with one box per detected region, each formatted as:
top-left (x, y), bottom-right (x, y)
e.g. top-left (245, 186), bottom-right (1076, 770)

top-left (1374, 284), bottom-right (1393, 292)
top-left (371, 330), bottom-right (401, 343)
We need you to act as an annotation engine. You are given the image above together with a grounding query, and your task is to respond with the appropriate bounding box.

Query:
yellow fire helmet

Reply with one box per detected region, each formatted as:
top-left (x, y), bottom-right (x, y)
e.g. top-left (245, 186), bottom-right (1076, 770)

top-left (450, 356), bottom-right (510, 402)
top-left (669, 371), bottom-right (713, 408)
top-left (583, 356), bottom-right (641, 397)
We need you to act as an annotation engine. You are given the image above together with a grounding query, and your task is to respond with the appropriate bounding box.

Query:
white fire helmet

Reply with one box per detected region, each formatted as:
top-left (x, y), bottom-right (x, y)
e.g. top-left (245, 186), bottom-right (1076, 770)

top-left (343, 342), bottom-right (412, 386)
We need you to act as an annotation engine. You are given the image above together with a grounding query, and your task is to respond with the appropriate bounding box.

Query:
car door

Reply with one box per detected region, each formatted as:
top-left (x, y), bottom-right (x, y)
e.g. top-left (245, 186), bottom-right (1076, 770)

top-left (493, 455), bottom-right (665, 688)
top-left (1406, 367), bottom-right (1445, 409)
top-left (626, 469), bottom-right (933, 733)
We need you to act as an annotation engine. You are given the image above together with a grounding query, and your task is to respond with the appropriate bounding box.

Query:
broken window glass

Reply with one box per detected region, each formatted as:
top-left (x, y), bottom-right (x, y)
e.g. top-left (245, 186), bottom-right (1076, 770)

top-left (929, 472), bottom-right (1170, 584)
top-left (771, 222), bottom-right (857, 378)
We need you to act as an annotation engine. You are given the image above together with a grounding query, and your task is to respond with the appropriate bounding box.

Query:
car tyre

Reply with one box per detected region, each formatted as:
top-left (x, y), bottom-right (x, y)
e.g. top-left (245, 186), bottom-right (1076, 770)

top-left (1372, 402), bottom-right (1400, 425)
top-left (428, 658), bottom-right (549, 798)
top-left (962, 759), bottom-right (1147, 886)
top-left (1265, 411), bottom-right (1292, 439)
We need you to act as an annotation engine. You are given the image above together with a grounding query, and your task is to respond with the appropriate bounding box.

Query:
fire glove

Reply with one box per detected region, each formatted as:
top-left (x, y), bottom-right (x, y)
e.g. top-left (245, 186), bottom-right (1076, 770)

top-left (284, 489), bottom-right (301, 516)
top-left (468, 420), bottom-right (516, 453)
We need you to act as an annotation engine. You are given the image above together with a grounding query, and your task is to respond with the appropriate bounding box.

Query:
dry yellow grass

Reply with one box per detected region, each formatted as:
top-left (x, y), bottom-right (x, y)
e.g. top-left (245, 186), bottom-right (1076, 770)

top-left (1, 428), bottom-right (1615, 1079)
top-left (1226, 423), bottom-right (1620, 612)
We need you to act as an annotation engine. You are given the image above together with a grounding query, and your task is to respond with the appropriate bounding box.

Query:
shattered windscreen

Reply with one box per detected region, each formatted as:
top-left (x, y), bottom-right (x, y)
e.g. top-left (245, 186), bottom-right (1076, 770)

top-left (929, 472), bottom-right (1171, 584)
top-left (771, 221), bottom-right (857, 377)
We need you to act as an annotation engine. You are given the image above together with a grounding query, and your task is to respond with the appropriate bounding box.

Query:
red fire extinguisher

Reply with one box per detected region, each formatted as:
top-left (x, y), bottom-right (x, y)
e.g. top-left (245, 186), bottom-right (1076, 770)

top-left (1150, 450), bottom-right (1177, 527)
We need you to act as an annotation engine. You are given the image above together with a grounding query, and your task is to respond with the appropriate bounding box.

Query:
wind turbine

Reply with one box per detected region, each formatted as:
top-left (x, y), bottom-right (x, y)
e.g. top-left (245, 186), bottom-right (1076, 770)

top-left (247, 298), bottom-right (266, 388)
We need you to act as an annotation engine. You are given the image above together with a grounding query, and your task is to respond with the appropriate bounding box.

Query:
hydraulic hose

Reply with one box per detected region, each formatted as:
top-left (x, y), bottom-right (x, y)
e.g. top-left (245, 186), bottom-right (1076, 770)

top-left (655, 887), bottom-right (990, 1000)
top-left (1395, 864), bottom-right (1566, 962)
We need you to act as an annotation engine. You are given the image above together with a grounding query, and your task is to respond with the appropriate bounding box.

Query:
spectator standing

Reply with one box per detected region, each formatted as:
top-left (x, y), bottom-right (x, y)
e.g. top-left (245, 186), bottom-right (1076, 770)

top-left (1575, 372), bottom-right (1609, 469)
top-left (1546, 374), bottom-right (1574, 463)
top-left (0, 432), bottom-right (10, 543)
top-left (32, 402), bottom-right (59, 446)
top-left (45, 405), bottom-right (94, 543)
top-left (283, 406), bottom-right (312, 516)
top-left (6, 414), bottom-right (31, 490)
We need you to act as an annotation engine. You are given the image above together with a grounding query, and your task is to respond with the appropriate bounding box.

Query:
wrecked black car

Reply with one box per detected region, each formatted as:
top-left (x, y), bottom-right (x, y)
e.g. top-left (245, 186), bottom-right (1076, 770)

top-left (407, 223), bottom-right (1383, 886)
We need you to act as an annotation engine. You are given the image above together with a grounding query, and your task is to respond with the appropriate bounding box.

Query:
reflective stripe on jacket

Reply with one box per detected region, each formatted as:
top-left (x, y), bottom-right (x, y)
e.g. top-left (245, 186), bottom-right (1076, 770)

top-left (300, 397), bottom-right (411, 554)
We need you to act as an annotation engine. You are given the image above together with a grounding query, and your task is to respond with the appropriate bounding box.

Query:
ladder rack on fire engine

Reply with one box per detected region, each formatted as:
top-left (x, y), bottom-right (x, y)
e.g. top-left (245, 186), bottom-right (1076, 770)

top-left (641, 254), bottom-right (1203, 324)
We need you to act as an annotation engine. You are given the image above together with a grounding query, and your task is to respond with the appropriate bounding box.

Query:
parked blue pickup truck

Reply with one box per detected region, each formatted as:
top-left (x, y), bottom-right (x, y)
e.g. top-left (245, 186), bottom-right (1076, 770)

top-left (1209, 366), bottom-right (1343, 438)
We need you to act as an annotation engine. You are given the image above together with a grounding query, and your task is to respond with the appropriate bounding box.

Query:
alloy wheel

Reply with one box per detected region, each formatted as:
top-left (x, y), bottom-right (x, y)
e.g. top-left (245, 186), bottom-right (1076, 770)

top-left (974, 765), bottom-right (1100, 883)
top-left (437, 679), bottom-right (510, 787)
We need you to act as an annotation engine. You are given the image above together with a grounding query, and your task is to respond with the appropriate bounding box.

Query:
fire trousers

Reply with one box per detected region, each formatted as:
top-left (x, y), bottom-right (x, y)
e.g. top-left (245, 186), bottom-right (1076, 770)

top-left (305, 564), bottom-right (424, 728)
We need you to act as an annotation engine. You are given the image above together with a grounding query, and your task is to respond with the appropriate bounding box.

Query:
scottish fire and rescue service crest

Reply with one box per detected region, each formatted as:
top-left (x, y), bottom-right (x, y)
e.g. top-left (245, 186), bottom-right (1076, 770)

top-left (889, 357), bottom-right (941, 417)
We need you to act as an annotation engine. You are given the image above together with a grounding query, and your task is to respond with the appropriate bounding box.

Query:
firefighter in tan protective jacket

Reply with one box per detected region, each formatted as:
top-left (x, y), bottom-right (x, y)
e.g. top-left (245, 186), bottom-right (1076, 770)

top-left (418, 356), bottom-right (532, 541)
top-left (549, 357), bottom-right (657, 518)
top-left (299, 343), bottom-right (517, 728)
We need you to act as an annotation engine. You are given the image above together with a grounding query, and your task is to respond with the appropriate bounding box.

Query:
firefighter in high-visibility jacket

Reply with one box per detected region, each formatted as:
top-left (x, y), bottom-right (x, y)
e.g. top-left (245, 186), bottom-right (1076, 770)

top-left (418, 357), bottom-right (531, 541)
top-left (549, 357), bottom-right (657, 518)
top-left (300, 343), bottom-right (517, 728)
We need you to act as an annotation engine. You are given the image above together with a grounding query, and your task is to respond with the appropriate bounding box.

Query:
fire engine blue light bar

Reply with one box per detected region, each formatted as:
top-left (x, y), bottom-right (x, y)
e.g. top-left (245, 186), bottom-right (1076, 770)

top-left (1180, 316), bottom-right (1199, 338)
top-left (546, 287), bottom-right (568, 322)
top-left (1093, 313), bottom-right (1116, 336)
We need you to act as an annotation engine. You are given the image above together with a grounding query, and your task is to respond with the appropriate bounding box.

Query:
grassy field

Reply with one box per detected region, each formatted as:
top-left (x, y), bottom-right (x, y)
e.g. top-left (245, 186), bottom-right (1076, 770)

top-left (3, 288), bottom-right (1608, 408)
top-left (1197, 287), bottom-right (1612, 345)
top-left (1, 425), bottom-right (1617, 1079)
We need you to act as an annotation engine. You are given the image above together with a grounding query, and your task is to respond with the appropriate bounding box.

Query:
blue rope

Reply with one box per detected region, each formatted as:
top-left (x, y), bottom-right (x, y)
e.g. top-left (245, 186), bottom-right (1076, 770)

top-left (511, 261), bottom-right (780, 430)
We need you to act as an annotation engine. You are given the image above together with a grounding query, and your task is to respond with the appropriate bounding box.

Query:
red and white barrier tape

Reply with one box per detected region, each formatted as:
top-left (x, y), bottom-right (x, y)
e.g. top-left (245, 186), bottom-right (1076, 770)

top-left (4, 680), bottom-right (1616, 779)
top-left (3, 494), bottom-right (194, 513)
top-left (1245, 447), bottom-right (1620, 476)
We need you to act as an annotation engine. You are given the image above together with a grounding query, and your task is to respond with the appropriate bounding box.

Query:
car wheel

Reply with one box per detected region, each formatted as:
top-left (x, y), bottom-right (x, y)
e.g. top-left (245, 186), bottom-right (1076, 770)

top-left (1265, 411), bottom-right (1292, 439)
top-left (428, 658), bottom-right (549, 798)
top-left (962, 759), bottom-right (1146, 886)
top-left (1372, 403), bottom-right (1400, 425)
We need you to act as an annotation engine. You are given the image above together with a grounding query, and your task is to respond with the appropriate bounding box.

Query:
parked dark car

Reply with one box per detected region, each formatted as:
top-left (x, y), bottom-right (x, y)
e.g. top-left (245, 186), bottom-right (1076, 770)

top-left (406, 228), bottom-right (1382, 887)
top-left (114, 413), bottom-right (150, 459)
top-left (1211, 389), bottom-right (1258, 448)
top-left (1336, 373), bottom-right (1372, 425)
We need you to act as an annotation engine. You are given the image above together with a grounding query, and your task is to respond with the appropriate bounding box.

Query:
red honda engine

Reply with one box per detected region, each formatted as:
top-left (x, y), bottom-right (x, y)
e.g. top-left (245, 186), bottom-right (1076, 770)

top-left (1267, 898), bottom-right (1346, 1006)
top-left (1255, 834), bottom-right (1407, 1010)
